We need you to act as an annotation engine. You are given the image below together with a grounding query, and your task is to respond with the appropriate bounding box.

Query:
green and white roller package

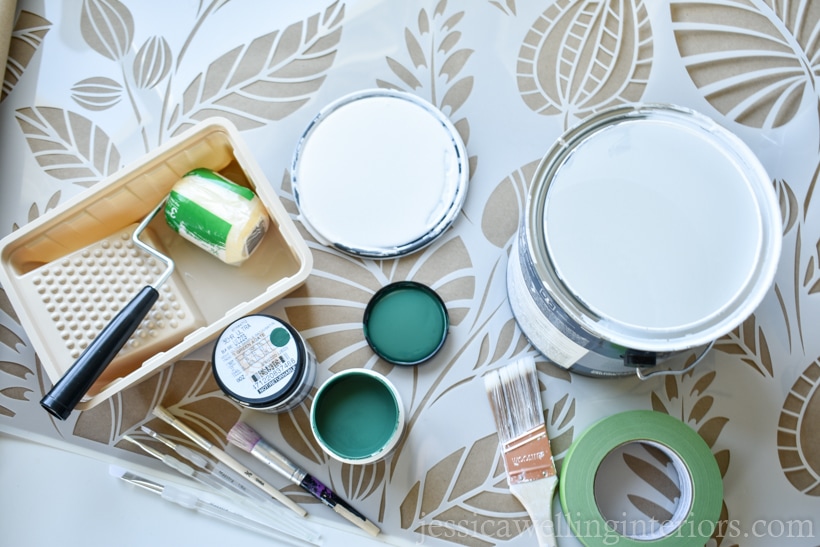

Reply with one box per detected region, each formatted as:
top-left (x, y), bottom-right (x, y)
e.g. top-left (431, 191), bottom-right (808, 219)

top-left (165, 168), bottom-right (270, 266)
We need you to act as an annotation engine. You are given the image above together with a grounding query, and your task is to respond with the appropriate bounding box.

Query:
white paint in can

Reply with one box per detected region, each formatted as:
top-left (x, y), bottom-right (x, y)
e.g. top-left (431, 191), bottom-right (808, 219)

top-left (508, 104), bottom-right (782, 376)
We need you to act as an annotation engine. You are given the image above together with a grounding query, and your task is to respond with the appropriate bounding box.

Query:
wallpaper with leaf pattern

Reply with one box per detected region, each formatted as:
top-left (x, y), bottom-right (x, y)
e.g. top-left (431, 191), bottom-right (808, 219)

top-left (1, 1), bottom-right (819, 546)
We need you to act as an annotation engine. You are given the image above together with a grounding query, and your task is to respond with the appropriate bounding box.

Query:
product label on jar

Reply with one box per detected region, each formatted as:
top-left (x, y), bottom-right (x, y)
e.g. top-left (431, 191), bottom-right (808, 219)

top-left (213, 315), bottom-right (300, 398)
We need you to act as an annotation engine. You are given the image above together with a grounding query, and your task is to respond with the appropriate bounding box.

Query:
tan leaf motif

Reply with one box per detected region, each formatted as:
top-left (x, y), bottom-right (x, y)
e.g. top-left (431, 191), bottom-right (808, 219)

top-left (1, 288), bottom-right (20, 322)
top-left (473, 319), bottom-right (522, 371)
top-left (2, 11), bottom-right (51, 102)
top-left (626, 495), bottom-right (673, 523)
top-left (74, 359), bottom-right (236, 446)
top-left (714, 314), bottom-right (774, 376)
top-left (340, 460), bottom-right (386, 503)
top-left (167, 1), bottom-right (345, 135)
top-left (777, 160), bottom-right (820, 353)
top-left (664, 373), bottom-right (679, 402)
top-left (649, 368), bottom-right (731, 516)
top-left (614, 444), bottom-right (684, 526)
top-left (133, 36), bottom-right (172, 89)
top-left (652, 369), bottom-right (729, 437)
top-left (688, 395), bottom-right (715, 424)
top-left (712, 499), bottom-right (736, 546)
top-left (777, 360), bottom-right (820, 495)
top-left (0, 323), bottom-right (26, 352)
top-left (279, 389), bottom-right (325, 466)
top-left (12, 190), bottom-right (63, 231)
top-left (545, 391), bottom-right (575, 471)
top-left (377, 0), bottom-right (476, 169)
top-left (774, 178), bottom-right (798, 235)
top-left (0, 360), bottom-right (33, 380)
top-left (517, 0), bottom-right (652, 122)
top-left (481, 159), bottom-right (540, 248)
top-left (689, 370), bottom-right (716, 397)
top-left (15, 107), bottom-right (122, 187)
top-left (71, 77), bottom-right (123, 110)
top-left (81, 0), bottom-right (134, 62)
top-left (0, 386), bottom-right (31, 401)
top-left (713, 449), bottom-right (730, 479)
top-left (670, 0), bottom-right (819, 128)
top-left (285, 238), bottom-right (474, 379)
top-left (698, 417), bottom-right (730, 449)
top-left (400, 434), bottom-right (532, 543)
top-left (489, 0), bottom-right (516, 16)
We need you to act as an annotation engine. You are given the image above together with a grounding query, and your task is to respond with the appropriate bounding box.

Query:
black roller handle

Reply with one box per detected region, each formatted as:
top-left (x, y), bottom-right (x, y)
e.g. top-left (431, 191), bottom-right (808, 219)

top-left (40, 285), bottom-right (160, 420)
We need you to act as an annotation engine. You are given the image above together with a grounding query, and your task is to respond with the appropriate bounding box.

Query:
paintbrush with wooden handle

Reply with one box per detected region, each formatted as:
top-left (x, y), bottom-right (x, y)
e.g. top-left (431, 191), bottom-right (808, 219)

top-left (484, 356), bottom-right (557, 547)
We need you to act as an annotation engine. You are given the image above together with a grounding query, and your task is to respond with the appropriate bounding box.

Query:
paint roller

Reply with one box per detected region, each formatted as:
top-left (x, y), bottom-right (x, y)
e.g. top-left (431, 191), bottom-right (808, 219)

top-left (40, 169), bottom-right (270, 420)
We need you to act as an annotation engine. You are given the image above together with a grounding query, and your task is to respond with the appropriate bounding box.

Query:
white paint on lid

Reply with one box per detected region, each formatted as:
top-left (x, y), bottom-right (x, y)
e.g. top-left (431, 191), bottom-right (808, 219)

top-left (544, 117), bottom-right (763, 329)
top-left (292, 90), bottom-right (468, 257)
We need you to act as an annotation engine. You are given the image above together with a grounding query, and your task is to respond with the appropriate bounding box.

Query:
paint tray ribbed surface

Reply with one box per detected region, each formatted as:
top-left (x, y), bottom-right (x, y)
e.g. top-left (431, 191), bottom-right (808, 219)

top-left (19, 224), bottom-right (203, 394)
top-left (0, 118), bottom-right (313, 411)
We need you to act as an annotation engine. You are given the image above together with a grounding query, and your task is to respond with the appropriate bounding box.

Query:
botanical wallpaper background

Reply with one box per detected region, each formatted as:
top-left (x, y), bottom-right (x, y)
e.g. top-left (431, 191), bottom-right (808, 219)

top-left (0, 1), bottom-right (819, 546)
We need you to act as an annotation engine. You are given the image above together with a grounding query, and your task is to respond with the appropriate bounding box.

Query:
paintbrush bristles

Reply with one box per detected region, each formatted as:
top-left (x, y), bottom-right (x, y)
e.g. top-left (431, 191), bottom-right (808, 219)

top-left (227, 421), bottom-right (262, 453)
top-left (484, 356), bottom-right (544, 442)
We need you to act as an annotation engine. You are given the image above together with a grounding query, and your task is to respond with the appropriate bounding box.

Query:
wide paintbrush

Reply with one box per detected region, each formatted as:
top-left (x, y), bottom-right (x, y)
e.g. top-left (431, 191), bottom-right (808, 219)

top-left (484, 356), bottom-right (557, 547)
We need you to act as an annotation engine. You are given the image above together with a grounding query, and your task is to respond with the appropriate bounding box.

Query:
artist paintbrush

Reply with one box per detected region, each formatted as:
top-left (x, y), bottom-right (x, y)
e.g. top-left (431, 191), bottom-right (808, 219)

top-left (151, 405), bottom-right (306, 518)
top-left (228, 420), bottom-right (380, 536)
top-left (484, 356), bottom-right (558, 547)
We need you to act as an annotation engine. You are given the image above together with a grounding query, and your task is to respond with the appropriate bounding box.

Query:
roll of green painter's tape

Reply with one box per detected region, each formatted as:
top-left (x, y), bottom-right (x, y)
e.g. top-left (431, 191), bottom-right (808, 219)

top-left (559, 410), bottom-right (723, 547)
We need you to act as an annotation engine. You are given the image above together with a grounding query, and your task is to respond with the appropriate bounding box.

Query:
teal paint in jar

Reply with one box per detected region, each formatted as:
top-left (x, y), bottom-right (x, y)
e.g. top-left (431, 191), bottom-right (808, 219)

top-left (310, 368), bottom-right (405, 465)
top-left (212, 314), bottom-right (316, 413)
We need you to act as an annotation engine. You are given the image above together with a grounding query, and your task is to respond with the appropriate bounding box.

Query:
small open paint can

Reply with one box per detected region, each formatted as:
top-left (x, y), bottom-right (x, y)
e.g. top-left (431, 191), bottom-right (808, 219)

top-left (310, 368), bottom-right (405, 465)
top-left (212, 315), bottom-right (316, 412)
top-left (508, 104), bottom-right (781, 377)
top-left (291, 88), bottom-right (469, 258)
top-left (363, 281), bottom-right (449, 365)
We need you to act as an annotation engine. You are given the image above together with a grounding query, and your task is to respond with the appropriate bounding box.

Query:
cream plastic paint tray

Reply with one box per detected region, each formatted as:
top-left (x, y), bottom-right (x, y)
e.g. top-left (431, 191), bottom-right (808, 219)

top-left (0, 118), bottom-right (313, 411)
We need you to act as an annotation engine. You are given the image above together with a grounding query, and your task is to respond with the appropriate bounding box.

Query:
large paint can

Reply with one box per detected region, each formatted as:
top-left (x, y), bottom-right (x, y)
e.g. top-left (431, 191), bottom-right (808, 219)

top-left (507, 104), bottom-right (781, 377)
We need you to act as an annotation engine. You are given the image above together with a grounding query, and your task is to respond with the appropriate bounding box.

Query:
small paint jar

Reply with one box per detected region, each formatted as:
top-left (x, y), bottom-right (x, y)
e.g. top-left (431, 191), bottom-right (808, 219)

top-left (363, 281), bottom-right (449, 365)
top-left (310, 368), bottom-right (405, 465)
top-left (212, 314), bottom-right (316, 413)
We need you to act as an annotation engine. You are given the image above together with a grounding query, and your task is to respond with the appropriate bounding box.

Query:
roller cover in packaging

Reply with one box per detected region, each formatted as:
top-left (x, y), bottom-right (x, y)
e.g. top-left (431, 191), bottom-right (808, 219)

top-left (165, 168), bottom-right (270, 265)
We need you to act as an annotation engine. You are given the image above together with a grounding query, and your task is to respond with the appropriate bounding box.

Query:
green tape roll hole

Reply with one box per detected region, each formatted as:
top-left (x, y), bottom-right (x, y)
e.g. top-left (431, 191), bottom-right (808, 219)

top-left (559, 410), bottom-right (723, 547)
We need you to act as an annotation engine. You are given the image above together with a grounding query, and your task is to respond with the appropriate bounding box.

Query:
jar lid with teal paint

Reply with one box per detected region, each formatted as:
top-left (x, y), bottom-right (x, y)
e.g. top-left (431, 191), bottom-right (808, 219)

top-left (212, 314), bottom-right (316, 413)
top-left (363, 281), bottom-right (449, 365)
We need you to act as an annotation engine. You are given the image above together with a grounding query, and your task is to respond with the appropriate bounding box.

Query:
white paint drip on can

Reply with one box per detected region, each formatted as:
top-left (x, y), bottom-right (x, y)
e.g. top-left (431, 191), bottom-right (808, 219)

top-left (507, 104), bottom-right (782, 377)
top-left (291, 89), bottom-right (469, 258)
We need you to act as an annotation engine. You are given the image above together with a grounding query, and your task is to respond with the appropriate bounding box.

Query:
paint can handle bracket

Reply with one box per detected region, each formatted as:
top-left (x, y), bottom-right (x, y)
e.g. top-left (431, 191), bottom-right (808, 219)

top-left (635, 340), bottom-right (715, 380)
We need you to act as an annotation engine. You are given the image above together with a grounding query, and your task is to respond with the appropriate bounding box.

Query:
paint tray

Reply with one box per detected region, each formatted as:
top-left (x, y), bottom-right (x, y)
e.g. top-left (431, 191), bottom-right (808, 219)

top-left (0, 118), bottom-right (313, 411)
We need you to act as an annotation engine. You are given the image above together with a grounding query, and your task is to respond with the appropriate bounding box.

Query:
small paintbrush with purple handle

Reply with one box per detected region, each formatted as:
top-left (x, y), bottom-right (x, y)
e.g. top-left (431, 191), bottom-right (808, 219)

top-left (227, 420), bottom-right (380, 536)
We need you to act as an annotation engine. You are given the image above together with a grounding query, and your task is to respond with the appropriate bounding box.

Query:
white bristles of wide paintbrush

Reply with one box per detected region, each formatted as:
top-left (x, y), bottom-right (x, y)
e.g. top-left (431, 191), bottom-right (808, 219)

top-left (485, 357), bottom-right (558, 547)
top-left (485, 357), bottom-right (544, 440)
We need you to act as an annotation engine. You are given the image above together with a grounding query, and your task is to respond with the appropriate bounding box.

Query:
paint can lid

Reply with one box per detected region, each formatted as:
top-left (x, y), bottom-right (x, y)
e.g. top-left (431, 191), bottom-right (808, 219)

top-left (292, 89), bottom-right (469, 258)
top-left (211, 315), bottom-right (308, 409)
top-left (363, 281), bottom-right (449, 365)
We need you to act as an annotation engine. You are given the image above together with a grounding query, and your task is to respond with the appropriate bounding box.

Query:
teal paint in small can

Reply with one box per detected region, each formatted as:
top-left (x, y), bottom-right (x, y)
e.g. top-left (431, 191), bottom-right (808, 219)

top-left (310, 368), bottom-right (405, 465)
